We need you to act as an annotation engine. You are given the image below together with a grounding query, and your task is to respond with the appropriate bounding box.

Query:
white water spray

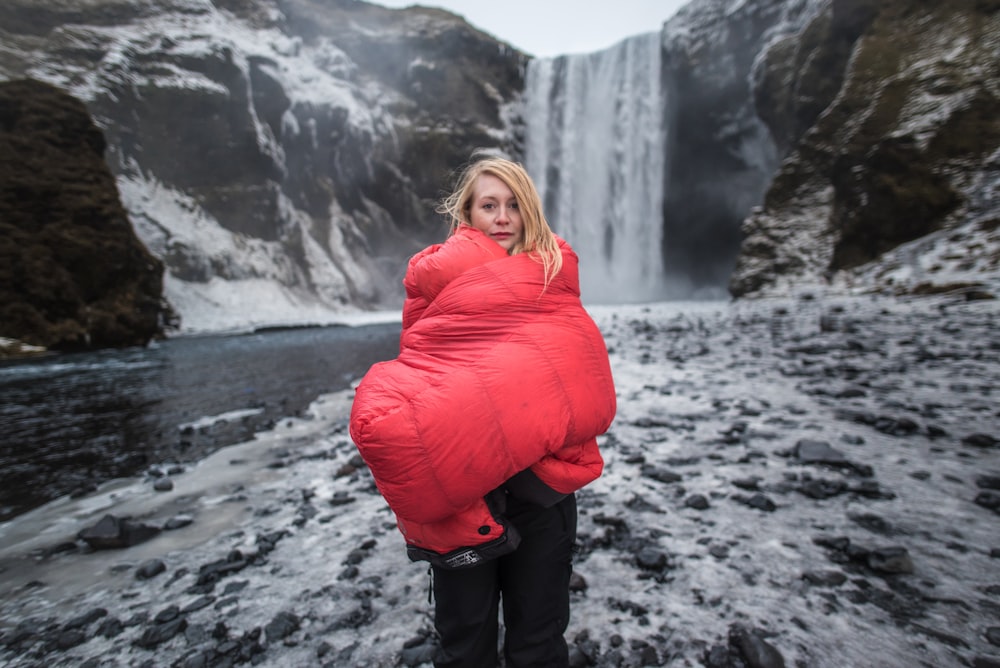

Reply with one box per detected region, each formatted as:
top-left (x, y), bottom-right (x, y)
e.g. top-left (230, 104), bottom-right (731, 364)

top-left (524, 33), bottom-right (668, 304)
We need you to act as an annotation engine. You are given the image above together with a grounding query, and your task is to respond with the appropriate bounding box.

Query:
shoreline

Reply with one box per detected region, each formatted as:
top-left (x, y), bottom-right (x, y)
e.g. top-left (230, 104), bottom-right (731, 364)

top-left (1, 295), bottom-right (998, 667)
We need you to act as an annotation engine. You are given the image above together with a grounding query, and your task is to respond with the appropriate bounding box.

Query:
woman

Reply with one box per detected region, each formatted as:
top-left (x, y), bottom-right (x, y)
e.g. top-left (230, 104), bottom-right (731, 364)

top-left (350, 155), bottom-right (616, 667)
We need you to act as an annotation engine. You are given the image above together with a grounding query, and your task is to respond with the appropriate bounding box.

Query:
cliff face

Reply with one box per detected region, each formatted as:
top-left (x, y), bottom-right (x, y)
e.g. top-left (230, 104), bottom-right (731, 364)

top-left (0, 79), bottom-right (170, 350)
top-left (730, 0), bottom-right (1000, 298)
top-left (0, 0), bottom-right (526, 332)
top-left (2, 0), bottom-right (996, 330)
top-left (659, 0), bottom-right (812, 292)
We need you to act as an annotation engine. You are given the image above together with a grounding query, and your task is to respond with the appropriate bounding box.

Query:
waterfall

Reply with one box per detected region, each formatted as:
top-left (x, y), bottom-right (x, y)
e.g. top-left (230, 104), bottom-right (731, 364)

top-left (524, 32), bottom-right (668, 304)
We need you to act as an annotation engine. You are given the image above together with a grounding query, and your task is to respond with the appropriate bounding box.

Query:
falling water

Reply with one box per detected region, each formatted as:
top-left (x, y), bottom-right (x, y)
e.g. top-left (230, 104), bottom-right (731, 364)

top-left (524, 32), bottom-right (668, 304)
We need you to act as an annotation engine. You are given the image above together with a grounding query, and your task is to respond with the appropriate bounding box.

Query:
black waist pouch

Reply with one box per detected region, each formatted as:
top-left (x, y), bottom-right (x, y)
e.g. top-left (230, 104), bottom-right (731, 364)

top-left (406, 488), bottom-right (521, 569)
top-left (407, 524), bottom-right (521, 569)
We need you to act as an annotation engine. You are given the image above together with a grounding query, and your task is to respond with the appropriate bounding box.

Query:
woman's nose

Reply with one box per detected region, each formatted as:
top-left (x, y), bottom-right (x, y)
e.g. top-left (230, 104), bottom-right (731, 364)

top-left (496, 206), bottom-right (510, 223)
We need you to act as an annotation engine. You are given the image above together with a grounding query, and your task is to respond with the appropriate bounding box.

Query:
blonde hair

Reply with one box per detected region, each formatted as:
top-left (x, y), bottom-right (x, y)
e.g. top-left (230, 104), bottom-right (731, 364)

top-left (437, 155), bottom-right (563, 286)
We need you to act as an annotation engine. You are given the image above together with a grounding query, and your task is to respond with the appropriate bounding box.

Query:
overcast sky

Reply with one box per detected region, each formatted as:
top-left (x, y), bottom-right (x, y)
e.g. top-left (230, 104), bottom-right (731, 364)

top-left (371, 0), bottom-right (691, 57)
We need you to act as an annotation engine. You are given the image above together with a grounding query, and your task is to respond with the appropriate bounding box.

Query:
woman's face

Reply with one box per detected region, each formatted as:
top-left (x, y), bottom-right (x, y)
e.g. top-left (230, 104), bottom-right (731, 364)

top-left (467, 173), bottom-right (524, 253)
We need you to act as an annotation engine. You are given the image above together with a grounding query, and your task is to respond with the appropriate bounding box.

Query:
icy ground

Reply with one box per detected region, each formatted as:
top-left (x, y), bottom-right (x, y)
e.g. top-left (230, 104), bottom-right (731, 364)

top-left (0, 295), bottom-right (998, 667)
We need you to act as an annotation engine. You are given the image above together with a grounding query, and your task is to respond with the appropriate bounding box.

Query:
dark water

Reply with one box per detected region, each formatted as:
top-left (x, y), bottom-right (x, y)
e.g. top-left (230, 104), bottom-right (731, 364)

top-left (0, 322), bottom-right (401, 522)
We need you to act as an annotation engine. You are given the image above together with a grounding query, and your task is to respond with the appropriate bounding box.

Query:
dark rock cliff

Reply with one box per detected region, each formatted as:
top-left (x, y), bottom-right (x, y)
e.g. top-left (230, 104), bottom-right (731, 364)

top-left (0, 0), bottom-right (527, 332)
top-left (660, 0), bottom-right (800, 291)
top-left (0, 79), bottom-right (171, 351)
top-left (730, 0), bottom-right (1000, 298)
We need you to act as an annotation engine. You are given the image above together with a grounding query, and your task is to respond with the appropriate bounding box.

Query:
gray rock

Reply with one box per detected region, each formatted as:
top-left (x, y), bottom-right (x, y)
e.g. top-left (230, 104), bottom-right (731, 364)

top-left (136, 559), bottom-right (166, 580)
top-left (264, 611), bottom-right (300, 643)
top-left (802, 570), bottom-right (848, 587)
top-left (641, 464), bottom-right (682, 484)
top-left (78, 514), bottom-right (161, 549)
top-left (975, 490), bottom-right (1000, 513)
top-left (866, 546), bottom-right (915, 575)
top-left (153, 477), bottom-right (174, 492)
top-left (636, 547), bottom-right (669, 571)
top-left (963, 433), bottom-right (998, 448)
top-left (729, 624), bottom-right (786, 668)
top-left (685, 493), bottom-right (710, 510)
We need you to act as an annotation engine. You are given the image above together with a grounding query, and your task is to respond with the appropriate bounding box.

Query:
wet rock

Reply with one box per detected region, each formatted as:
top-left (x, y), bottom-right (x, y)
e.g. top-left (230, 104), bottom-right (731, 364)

top-left (789, 439), bottom-right (872, 476)
top-left (136, 559), bottom-right (166, 580)
top-left (264, 611), bottom-right (300, 643)
top-left (164, 514), bottom-right (194, 530)
top-left (592, 513), bottom-right (629, 530)
top-left (704, 643), bottom-right (731, 667)
top-left (963, 433), bottom-right (998, 448)
top-left (873, 415), bottom-right (920, 437)
top-left (836, 408), bottom-right (878, 427)
top-left (64, 608), bottom-right (107, 630)
top-left (630, 639), bottom-right (661, 666)
top-left (912, 623), bottom-right (969, 648)
top-left (640, 464), bottom-right (682, 484)
top-left (153, 478), bottom-right (174, 492)
top-left (134, 606), bottom-right (187, 649)
top-left (330, 597), bottom-right (376, 631)
top-left (571, 629), bottom-right (600, 667)
top-left (610, 598), bottom-right (649, 621)
top-left (732, 477), bottom-right (762, 491)
top-left (797, 477), bottom-right (847, 499)
top-left (729, 623), bottom-right (786, 668)
top-left (329, 491), bottom-right (356, 506)
top-left (802, 570), bottom-right (848, 587)
top-left (635, 547), bottom-right (669, 571)
top-left (977, 475), bottom-right (1000, 491)
top-left (154, 605), bottom-right (181, 624)
top-left (78, 514), bottom-right (161, 549)
top-left (847, 480), bottom-right (896, 500)
top-left (190, 548), bottom-right (256, 593)
top-left (3, 619), bottom-right (43, 648)
top-left (569, 571), bottom-right (588, 593)
top-left (632, 415), bottom-right (679, 428)
top-left (848, 513), bottom-right (894, 535)
top-left (709, 544), bottom-right (730, 559)
top-left (184, 622), bottom-right (209, 646)
top-left (866, 546), bottom-right (915, 575)
top-left (399, 632), bottom-right (437, 667)
top-left (70, 482), bottom-right (100, 499)
top-left (625, 494), bottom-right (665, 513)
top-left (735, 493), bottom-right (777, 512)
top-left (975, 490), bottom-right (1000, 514)
top-left (719, 421), bottom-right (749, 444)
top-left (685, 493), bottom-right (710, 510)
top-left (708, 624), bottom-right (786, 668)
top-left (96, 616), bottom-right (123, 638)
top-left (181, 596), bottom-right (215, 614)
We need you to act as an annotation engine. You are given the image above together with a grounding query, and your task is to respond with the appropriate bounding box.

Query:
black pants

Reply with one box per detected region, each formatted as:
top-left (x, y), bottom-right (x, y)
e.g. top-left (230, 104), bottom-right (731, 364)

top-left (431, 493), bottom-right (578, 668)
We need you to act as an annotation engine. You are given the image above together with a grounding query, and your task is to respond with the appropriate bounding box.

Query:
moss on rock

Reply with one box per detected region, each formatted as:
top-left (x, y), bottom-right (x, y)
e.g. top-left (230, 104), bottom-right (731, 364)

top-left (0, 78), bottom-right (172, 351)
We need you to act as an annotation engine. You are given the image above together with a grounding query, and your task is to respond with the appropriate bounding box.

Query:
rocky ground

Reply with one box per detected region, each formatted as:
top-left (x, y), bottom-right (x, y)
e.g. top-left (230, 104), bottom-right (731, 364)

top-left (0, 294), bottom-right (998, 667)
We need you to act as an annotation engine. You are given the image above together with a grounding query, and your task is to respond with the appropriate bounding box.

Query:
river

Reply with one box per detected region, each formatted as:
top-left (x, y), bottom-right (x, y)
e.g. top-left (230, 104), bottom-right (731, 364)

top-left (0, 322), bottom-right (402, 523)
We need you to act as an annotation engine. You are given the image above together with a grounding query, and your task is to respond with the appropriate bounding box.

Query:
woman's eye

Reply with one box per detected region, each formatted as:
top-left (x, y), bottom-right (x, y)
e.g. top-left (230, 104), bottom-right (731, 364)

top-left (509, 202), bottom-right (519, 210)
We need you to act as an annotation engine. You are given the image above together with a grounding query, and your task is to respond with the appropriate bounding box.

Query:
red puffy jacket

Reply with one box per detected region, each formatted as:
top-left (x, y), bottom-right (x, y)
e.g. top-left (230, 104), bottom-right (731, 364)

top-left (349, 226), bottom-right (616, 563)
